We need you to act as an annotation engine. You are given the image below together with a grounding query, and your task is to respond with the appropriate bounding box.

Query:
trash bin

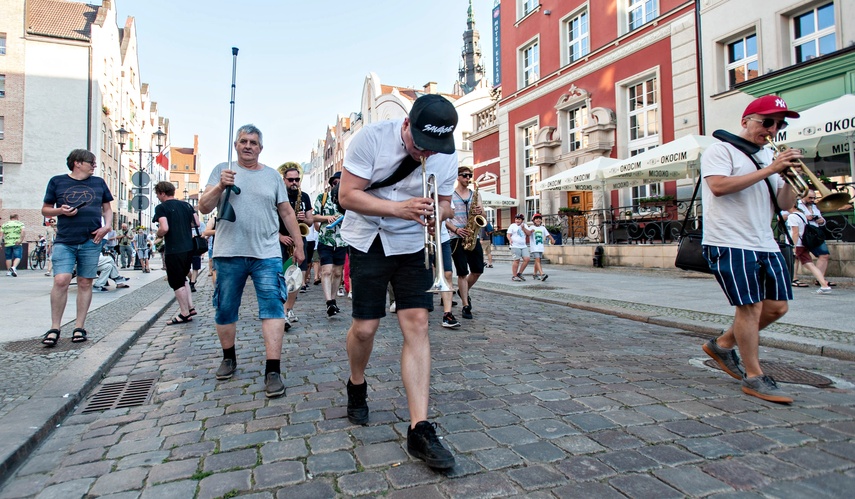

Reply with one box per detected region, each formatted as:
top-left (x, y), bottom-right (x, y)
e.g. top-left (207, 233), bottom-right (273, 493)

top-left (493, 234), bottom-right (505, 246)
top-left (593, 245), bottom-right (604, 268)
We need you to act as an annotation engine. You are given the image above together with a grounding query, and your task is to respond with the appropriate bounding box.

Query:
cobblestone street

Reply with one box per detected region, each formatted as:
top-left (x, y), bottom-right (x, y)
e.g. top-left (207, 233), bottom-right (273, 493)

top-left (1, 279), bottom-right (854, 498)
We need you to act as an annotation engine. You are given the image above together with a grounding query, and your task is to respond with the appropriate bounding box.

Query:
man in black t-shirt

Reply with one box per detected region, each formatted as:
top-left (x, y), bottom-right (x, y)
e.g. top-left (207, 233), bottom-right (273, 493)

top-left (154, 181), bottom-right (200, 325)
top-left (278, 164), bottom-right (314, 328)
top-left (40, 149), bottom-right (114, 346)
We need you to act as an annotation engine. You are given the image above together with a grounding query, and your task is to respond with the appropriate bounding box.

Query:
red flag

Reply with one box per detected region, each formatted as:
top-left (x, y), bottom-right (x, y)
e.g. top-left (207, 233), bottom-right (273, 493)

top-left (156, 150), bottom-right (169, 170)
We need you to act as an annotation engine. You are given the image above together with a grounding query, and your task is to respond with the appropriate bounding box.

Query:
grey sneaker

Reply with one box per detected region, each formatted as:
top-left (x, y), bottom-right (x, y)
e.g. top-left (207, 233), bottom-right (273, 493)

top-left (742, 375), bottom-right (793, 404)
top-left (265, 372), bottom-right (285, 398)
top-left (216, 358), bottom-right (237, 380)
top-left (702, 338), bottom-right (745, 380)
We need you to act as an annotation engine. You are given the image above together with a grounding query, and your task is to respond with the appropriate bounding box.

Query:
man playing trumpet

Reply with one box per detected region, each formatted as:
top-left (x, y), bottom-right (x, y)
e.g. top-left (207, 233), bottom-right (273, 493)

top-left (338, 94), bottom-right (458, 470)
top-left (701, 95), bottom-right (802, 404)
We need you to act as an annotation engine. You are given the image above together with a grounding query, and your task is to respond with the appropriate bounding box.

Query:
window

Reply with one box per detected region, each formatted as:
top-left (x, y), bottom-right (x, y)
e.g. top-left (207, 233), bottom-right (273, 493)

top-left (520, 0), bottom-right (538, 18)
top-left (0, 155), bottom-right (3, 184)
top-left (726, 34), bottom-right (758, 88)
top-left (631, 182), bottom-right (663, 209)
top-left (628, 0), bottom-right (658, 31)
top-left (521, 123), bottom-right (540, 219)
top-left (520, 41), bottom-right (539, 87)
top-left (461, 132), bottom-right (472, 152)
top-left (566, 105), bottom-right (589, 152)
top-left (564, 10), bottom-right (590, 64)
top-left (188, 182), bottom-right (198, 191)
top-left (792, 2), bottom-right (835, 63)
top-left (108, 130), bottom-right (114, 157)
top-left (101, 124), bottom-right (107, 150)
top-left (627, 77), bottom-right (659, 156)
top-left (0, 74), bottom-right (5, 97)
top-left (0, 116), bottom-right (4, 139)
top-left (0, 34), bottom-right (5, 55)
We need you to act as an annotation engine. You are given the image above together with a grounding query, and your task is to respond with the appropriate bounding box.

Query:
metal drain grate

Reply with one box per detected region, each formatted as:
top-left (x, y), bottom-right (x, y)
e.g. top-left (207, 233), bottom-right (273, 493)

top-left (703, 360), bottom-right (833, 387)
top-left (82, 378), bottom-right (157, 413)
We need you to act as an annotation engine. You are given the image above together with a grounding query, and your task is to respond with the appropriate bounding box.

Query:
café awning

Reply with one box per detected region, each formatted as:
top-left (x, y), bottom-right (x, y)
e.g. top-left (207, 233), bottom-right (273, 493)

top-left (779, 94), bottom-right (855, 180)
top-left (479, 191), bottom-right (519, 207)
top-left (603, 134), bottom-right (718, 181)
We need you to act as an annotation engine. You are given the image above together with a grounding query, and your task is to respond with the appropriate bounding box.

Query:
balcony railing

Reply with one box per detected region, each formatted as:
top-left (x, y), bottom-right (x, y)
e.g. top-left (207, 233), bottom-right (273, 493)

top-left (473, 103), bottom-right (498, 134)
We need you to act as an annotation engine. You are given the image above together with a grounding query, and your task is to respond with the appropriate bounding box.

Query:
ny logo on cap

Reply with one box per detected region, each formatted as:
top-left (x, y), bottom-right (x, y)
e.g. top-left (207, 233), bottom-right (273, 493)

top-left (775, 98), bottom-right (787, 108)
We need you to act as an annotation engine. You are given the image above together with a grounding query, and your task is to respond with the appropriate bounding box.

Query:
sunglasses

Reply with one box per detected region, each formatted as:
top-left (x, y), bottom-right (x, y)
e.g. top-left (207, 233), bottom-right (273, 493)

top-left (285, 178), bottom-right (300, 183)
top-left (746, 117), bottom-right (788, 130)
top-left (460, 173), bottom-right (473, 178)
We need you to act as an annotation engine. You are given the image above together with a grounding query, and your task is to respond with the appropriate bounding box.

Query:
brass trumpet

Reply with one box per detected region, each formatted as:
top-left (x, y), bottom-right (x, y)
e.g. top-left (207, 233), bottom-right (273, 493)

top-left (421, 159), bottom-right (451, 294)
top-left (766, 136), bottom-right (852, 212)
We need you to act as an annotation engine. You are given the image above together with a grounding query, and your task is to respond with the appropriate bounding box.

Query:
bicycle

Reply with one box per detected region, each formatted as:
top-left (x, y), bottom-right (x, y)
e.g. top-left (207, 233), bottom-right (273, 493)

top-left (28, 242), bottom-right (47, 270)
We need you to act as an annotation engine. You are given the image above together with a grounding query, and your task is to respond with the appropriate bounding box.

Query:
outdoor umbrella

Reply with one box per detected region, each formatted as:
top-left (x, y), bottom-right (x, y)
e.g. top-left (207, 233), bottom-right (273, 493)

top-left (479, 191), bottom-right (519, 207)
top-left (779, 93), bottom-right (855, 181)
top-left (602, 134), bottom-right (719, 181)
top-left (537, 157), bottom-right (632, 191)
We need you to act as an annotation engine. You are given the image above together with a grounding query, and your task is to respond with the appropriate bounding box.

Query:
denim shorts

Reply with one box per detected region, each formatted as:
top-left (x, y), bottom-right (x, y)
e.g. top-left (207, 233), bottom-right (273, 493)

top-left (212, 256), bottom-right (287, 325)
top-left (704, 245), bottom-right (792, 306)
top-left (809, 241), bottom-right (830, 257)
top-left (349, 237), bottom-right (432, 319)
top-left (4, 245), bottom-right (22, 261)
top-left (51, 240), bottom-right (102, 278)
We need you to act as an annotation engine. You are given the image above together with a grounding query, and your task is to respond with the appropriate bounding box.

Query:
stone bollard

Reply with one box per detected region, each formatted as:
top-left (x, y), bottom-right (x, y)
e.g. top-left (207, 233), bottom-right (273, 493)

top-left (593, 245), bottom-right (604, 268)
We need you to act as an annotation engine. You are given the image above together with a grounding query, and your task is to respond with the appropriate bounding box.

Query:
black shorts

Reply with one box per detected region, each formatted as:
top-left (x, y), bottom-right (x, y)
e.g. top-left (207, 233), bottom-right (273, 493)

top-left (191, 255), bottom-right (202, 270)
top-left (317, 243), bottom-right (347, 266)
top-left (349, 237), bottom-right (433, 319)
top-left (303, 240), bottom-right (316, 270)
top-left (165, 251), bottom-right (192, 290)
top-left (450, 237), bottom-right (485, 277)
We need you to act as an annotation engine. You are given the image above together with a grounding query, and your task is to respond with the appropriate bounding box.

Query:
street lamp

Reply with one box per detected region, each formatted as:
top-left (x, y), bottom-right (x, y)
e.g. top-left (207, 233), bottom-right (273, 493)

top-left (116, 126), bottom-right (166, 269)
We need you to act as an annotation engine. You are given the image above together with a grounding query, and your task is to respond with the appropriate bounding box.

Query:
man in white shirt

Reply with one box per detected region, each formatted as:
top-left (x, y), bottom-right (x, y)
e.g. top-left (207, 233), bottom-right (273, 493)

top-left (796, 190), bottom-right (834, 287)
top-left (338, 94), bottom-right (457, 470)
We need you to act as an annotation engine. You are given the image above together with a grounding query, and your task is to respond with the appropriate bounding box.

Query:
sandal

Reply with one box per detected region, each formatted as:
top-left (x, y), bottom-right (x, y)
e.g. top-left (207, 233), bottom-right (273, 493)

top-left (188, 307), bottom-right (198, 317)
top-left (166, 313), bottom-right (192, 325)
top-left (42, 329), bottom-right (61, 347)
top-left (792, 279), bottom-right (809, 288)
top-left (815, 280), bottom-right (837, 287)
top-left (71, 328), bottom-right (88, 343)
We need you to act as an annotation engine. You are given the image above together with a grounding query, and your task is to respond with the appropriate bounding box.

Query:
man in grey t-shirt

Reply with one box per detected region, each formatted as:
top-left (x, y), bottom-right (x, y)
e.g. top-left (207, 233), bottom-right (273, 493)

top-left (198, 124), bottom-right (305, 398)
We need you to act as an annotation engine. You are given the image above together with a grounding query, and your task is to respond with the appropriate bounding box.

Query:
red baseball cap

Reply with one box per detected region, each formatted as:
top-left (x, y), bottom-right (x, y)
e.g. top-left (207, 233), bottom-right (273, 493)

top-left (742, 95), bottom-right (800, 119)
top-left (533, 213), bottom-right (542, 219)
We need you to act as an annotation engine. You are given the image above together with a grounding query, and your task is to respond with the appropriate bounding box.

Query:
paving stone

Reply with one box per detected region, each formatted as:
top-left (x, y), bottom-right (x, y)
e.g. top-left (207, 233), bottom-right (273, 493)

top-left (472, 409), bottom-right (521, 427)
top-left (385, 462), bottom-right (443, 489)
top-left (350, 424), bottom-right (400, 444)
top-left (354, 441), bottom-right (408, 468)
top-left (554, 455), bottom-right (616, 481)
top-left (663, 419), bottom-right (721, 438)
top-left (775, 447), bottom-right (852, 471)
top-left (796, 424), bottom-right (851, 442)
top-left (524, 419), bottom-right (579, 439)
top-left (639, 444), bottom-right (703, 466)
top-left (279, 422), bottom-right (317, 439)
top-left (565, 413), bottom-right (617, 432)
top-left (598, 449), bottom-right (659, 473)
top-left (146, 458), bottom-right (199, 485)
top-left (508, 404), bottom-right (556, 421)
top-left (511, 441), bottom-right (566, 463)
top-left (441, 470), bottom-right (519, 497)
top-left (609, 473), bottom-right (684, 499)
top-left (718, 432), bottom-right (778, 453)
top-left (654, 466), bottom-right (733, 496)
top-left (601, 408), bottom-right (656, 427)
top-left (202, 448), bottom-right (258, 472)
top-left (677, 436), bottom-right (741, 459)
top-left (576, 395), bottom-right (624, 412)
top-left (819, 440), bottom-right (855, 461)
top-left (553, 481), bottom-right (626, 499)
top-left (139, 480), bottom-right (198, 499)
top-left (485, 425), bottom-right (539, 446)
top-left (800, 471), bottom-right (855, 498)
top-left (385, 484), bottom-right (445, 499)
top-left (703, 459), bottom-right (773, 490)
top-left (46, 460), bottom-right (115, 485)
top-left (731, 454), bottom-right (806, 480)
top-left (626, 424), bottom-right (681, 443)
top-left (253, 461), bottom-right (306, 489)
top-left (169, 441), bottom-right (216, 460)
top-left (444, 431), bottom-right (498, 452)
top-left (89, 467), bottom-right (149, 496)
top-left (197, 469), bottom-right (252, 499)
top-left (472, 447), bottom-right (525, 470)
top-left (755, 427), bottom-right (815, 447)
top-left (636, 404), bottom-right (689, 422)
top-left (26, 478), bottom-right (96, 499)
top-left (308, 431), bottom-right (353, 454)
top-left (115, 451), bottom-right (171, 470)
top-left (590, 429), bottom-right (645, 450)
top-left (337, 470), bottom-right (388, 496)
top-left (306, 450), bottom-right (356, 475)
top-left (553, 435), bottom-right (607, 455)
top-left (506, 464), bottom-right (565, 490)
top-left (606, 391), bottom-right (660, 407)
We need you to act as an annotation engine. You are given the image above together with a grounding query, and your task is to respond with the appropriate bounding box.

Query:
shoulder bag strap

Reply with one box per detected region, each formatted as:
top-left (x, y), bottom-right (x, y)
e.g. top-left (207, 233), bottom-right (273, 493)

top-left (678, 176), bottom-right (703, 239)
top-left (365, 155), bottom-right (421, 191)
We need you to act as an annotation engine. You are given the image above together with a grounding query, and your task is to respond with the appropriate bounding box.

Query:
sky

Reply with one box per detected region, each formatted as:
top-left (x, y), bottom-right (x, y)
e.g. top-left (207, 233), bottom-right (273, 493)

top-left (117, 0), bottom-right (497, 182)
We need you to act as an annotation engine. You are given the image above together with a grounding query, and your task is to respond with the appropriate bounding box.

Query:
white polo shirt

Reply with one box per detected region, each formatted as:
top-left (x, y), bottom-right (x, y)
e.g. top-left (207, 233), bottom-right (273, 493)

top-left (342, 119), bottom-right (457, 256)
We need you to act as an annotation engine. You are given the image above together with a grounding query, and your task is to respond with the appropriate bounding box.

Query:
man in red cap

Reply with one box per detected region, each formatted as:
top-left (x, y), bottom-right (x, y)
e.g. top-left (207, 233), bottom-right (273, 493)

top-left (700, 95), bottom-right (803, 404)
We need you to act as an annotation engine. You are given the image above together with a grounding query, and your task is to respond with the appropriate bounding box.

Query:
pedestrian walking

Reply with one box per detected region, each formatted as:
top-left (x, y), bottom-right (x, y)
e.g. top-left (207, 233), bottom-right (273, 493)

top-left (507, 213), bottom-right (532, 281)
top-left (313, 171), bottom-right (348, 317)
top-left (198, 124), bottom-right (304, 398)
top-left (446, 165), bottom-right (485, 320)
top-left (796, 190), bottom-right (835, 287)
top-left (278, 163), bottom-right (314, 327)
top-left (40, 149), bottom-right (114, 346)
top-left (133, 228), bottom-right (150, 273)
top-left (2, 214), bottom-right (26, 277)
top-left (117, 223), bottom-right (134, 268)
top-left (701, 95), bottom-right (802, 404)
top-left (154, 181), bottom-right (199, 325)
top-left (529, 213), bottom-right (555, 281)
top-left (338, 94), bottom-right (458, 469)
top-left (786, 203), bottom-right (832, 293)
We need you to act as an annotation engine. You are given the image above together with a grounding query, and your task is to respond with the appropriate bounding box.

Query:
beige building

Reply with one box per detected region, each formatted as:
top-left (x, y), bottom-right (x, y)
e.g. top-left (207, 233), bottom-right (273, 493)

top-left (169, 136), bottom-right (201, 208)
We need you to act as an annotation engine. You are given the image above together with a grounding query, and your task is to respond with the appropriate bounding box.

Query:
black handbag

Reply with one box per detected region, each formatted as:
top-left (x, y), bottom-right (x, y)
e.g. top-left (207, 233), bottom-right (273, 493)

top-left (191, 225), bottom-right (208, 256)
top-left (801, 222), bottom-right (826, 249)
top-left (675, 175), bottom-right (712, 273)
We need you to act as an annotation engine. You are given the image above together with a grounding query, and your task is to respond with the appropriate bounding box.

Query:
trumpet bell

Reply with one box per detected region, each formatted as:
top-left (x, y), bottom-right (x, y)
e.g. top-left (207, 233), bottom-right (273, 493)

top-left (427, 276), bottom-right (452, 293)
top-left (816, 193), bottom-right (852, 213)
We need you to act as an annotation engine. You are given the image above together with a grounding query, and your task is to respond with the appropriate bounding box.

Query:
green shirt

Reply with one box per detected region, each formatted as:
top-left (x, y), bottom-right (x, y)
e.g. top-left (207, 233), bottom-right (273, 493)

top-left (1, 221), bottom-right (24, 246)
top-left (313, 192), bottom-right (347, 248)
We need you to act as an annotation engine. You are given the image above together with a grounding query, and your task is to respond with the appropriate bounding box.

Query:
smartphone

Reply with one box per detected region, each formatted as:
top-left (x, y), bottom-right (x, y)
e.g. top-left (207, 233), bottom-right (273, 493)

top-left (71, 201), bottom-right (87, 211)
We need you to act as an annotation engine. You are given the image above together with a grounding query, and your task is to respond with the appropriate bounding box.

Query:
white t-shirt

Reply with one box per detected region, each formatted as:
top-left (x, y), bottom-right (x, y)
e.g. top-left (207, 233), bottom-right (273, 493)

top-left (529, 226), bottom-right (550, 253)
top-left (796, 200), bottom-right (823, 227)
top-left (786, 211), bottom-right (809, 248)
top-left (507, 222), bottom-right (529, 248)
top-left (341, 119), bottom-right (457, 256)
top-left (701, 142), bottom-right (782, 252)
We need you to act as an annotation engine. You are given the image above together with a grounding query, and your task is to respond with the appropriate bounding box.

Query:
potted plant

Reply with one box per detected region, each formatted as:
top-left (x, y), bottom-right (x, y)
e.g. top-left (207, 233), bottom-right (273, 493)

top-left (638, 195), bottom-right (675, 207)
top-left (102, 105), bottom-right (110, 116)
top-left (545, 224), bottom-right (562, 245)
top-left (559, 206), bottom-right (582, 216)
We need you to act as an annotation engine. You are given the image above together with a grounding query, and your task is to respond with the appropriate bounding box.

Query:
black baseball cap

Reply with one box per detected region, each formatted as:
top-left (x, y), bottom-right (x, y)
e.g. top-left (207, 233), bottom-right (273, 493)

top-left (328, 171), bottom-right (341, 185)
top-left (409, 94), bottom-right (458, 154)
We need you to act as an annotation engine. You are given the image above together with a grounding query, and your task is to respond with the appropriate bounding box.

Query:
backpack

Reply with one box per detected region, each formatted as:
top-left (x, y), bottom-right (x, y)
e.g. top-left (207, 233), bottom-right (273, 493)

top-left (795, 213), bottom-right (826, 249)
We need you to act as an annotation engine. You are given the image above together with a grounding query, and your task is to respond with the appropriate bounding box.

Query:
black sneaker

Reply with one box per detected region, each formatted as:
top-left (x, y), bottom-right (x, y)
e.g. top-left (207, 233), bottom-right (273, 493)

top-left (327, 303), bottom-right (339, 317)
top-left (346, 379), bottom-right (369, 425)
top-left (216, 358), bottom-right (237, 380)
top-left (265, 372), bottom-right (285, 398)
top-left (442, 312), bottom-right (461, 328)
top-left (540, 274), bottom-right (548, 282)
top-left (407, 421), bottom-right (455, 469)
top-left (461, 305), bottom-right (473, 320)
top-left (189, 281), bottom-right (196, 292)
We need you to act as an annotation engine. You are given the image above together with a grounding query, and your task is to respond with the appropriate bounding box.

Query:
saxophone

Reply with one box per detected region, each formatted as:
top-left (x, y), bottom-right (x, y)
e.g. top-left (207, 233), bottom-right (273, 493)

top-left (293, 166), bottom-right (310, 237)
top-left (462, 181), bottom-right (487, 251)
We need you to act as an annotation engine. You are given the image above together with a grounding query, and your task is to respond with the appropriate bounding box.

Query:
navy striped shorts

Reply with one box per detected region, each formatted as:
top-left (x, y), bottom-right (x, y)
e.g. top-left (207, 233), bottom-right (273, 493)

top-left (703, 245), bottom-right (793, 306)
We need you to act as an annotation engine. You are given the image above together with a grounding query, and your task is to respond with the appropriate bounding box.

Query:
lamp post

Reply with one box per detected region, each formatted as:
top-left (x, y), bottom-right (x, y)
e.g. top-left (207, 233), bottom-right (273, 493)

top-left (116, 126), bottom-right (166, 270)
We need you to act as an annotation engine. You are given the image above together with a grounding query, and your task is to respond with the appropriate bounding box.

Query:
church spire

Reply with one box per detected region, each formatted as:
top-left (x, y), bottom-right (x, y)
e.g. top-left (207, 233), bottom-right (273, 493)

top-left (457, 0), bottom-right (486, 94)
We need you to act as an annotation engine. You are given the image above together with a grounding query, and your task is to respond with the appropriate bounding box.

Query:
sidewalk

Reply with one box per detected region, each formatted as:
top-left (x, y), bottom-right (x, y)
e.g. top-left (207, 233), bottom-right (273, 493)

top-left (0, 264), bottom-right (855, 498)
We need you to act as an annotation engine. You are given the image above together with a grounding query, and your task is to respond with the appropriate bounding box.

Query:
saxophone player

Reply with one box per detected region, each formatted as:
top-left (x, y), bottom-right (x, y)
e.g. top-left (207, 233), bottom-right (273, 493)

top-left (279, 164), bottom-right (314, 328)
top-left (445, 166), bottom-right (485, 320)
